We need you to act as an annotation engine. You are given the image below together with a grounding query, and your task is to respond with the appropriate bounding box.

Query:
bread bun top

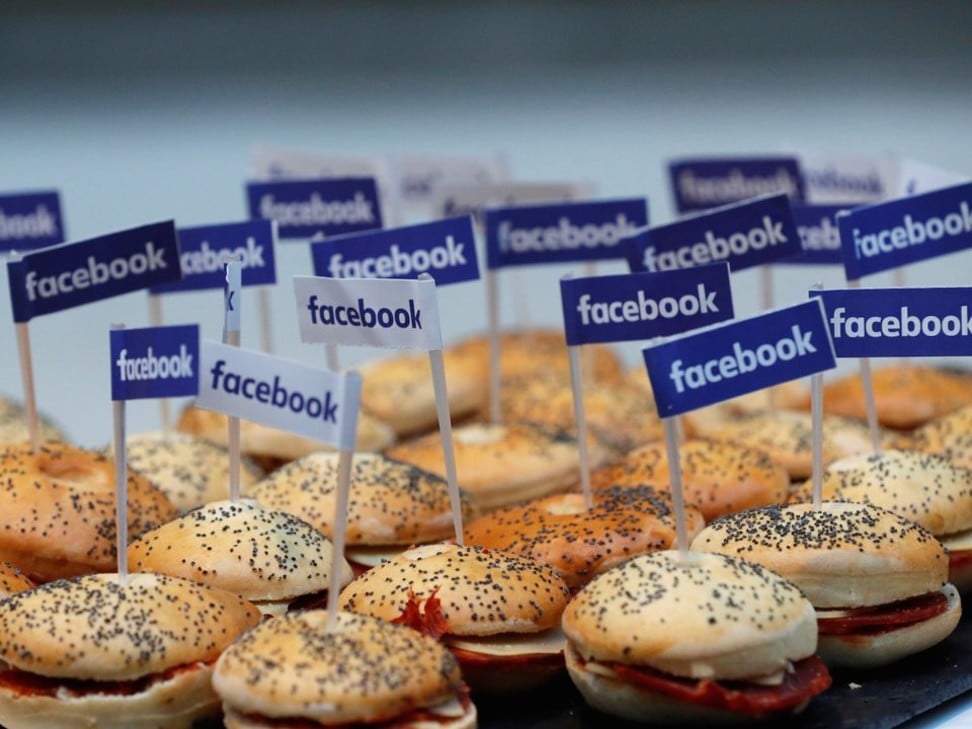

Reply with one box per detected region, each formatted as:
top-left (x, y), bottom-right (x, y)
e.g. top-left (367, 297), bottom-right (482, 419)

top-left (562, 551), bottom-right (818, 681)
top-left (339, 543), bottom-right (571, 637)
top-left (463, 490), bottom-right (703, 590)
top-left (214, 611), bottom-right (463, 725)
top-left (693, 410), bottom-right (874, 480)
top-left (804, 364), bottom-right (972, 430)
top-left (790, 449), bottom-right (972, 537)
top-left (108, 431), bottom-right (262, 513)
top-left (590, 438), bottom-right (789, 522)
top-left (0, 561), bottom-right (33, 597)
top-left (385, 421), bottom-right (605, 512)
top-left (177, 405), bottom-right (395, 460)
top-left (0, 572), bottom-right (260, 681)
top-left (247, 452), bottom-right (475, 546)
top-left (360, 346), bottom-right (487, 438)
top-left (691, 502), bottom-right (948, 608)
top-left (0, 441), bottom-right (177, 581)
top-left (127, 499), bottom-right (352, 602)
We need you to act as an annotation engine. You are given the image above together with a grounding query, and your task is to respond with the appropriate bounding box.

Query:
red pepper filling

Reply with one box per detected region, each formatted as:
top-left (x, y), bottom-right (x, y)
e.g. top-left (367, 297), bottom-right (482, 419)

top-left (948, 548), bottom-right (972, 570)
top-left (584, 652), bottom-right (831, 717)
top-left (816, 590), bottom-right (949, 636)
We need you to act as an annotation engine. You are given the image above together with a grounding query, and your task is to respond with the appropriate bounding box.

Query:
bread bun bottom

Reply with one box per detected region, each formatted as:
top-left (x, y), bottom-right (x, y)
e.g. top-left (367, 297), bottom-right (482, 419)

top-left (0, 661), bottom-right (218, 729)
top-left (817, 584), bottom-right (962, 668)
top-left (222, 700), bottom-right (478, 729)
top-left (565, 645), bottom-right (808, 724)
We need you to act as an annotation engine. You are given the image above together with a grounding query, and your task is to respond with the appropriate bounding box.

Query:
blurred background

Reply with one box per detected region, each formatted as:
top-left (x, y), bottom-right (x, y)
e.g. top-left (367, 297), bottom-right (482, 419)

top-left (2, 0), bottom-right (971, 445)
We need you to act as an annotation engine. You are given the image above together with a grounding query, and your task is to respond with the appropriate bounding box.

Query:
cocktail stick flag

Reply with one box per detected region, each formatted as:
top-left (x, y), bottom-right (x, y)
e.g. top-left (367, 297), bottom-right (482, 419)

top-left (483, 197), bottom-right (650, 422)
top-left (642, 300), bottom-right (837, 554)
top-left (195, 339), bottom-right (362, 631)
top-left (246, 177), bottom-right (383, 241)
top-left (0, 189), bottom-right (65, 253)
top-left (109, 323), bottom-right (200, 582)
top-left (560, 263), bottom-right (734, 507)
top-left (293, 274), bottom-right (468, 544)
top-left (667, 156), bottom-right (805, 215)
top-left (6, 221), bottom-right (182, 450)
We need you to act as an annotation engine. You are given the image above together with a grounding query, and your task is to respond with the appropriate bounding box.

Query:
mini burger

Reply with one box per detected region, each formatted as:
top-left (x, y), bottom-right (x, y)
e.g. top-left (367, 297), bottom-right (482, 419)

top-left (562, 551), bottom-right (831, 723)
top-left (590, 438), bottom-right (789, 522)
top-left (691, 502), bottom-right (962, 668)
top-left (0, 396), bottom-right (67, 445)
top-left (463, 487), bottom-right (704, 590)
top-left (246, 452), bottom-right (476, 574)
top-left (790, 449), bottom-right (972, 593)
top-left (0, 441), bottom-right (177, 582)
top-left (0, 572), bottom-right (261, 729)
top-left (897, 402), bottom-right (972, 471)
top-left (339, 543), bottom-right (572, 693)
top-left (385, 421), bottom-right (607, 513)
top-left (213, 610), bottom-right (476, 729)
top-left (106, 430), bottom-right (263, 513)
top-left (127, 499), bottom-right (352, 616)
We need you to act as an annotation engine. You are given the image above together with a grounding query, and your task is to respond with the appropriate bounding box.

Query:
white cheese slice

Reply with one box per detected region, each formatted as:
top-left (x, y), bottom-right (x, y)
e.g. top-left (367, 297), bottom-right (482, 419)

top-left (344, 544), bottom-right (408, 568)
top-left (815, 607), bottom-right (856, 620)
top-left (446, 625), bottom-right (566, 656)
top-left (582, 656), bottom-right (787, 686)
top-left (941, 529), bottom-right (972, 553)
top-left (426, 693), bottom-right (466, 719)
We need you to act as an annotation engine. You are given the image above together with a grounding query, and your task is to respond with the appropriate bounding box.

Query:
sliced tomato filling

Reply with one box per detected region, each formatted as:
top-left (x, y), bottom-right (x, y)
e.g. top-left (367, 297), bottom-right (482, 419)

top-left (0, 660), bottom-right (209, 698)
top-left (816, 590), bottom-right (949, 636)
top-left (391, 589), bottom-right (449, 640)
top-left (590, 653), bottom-right (831, 717)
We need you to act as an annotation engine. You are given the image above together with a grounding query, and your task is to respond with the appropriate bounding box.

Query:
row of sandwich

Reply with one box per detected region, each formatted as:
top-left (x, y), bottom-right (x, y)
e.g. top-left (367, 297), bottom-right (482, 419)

top-left (0, 328), bottom-right (970, 726)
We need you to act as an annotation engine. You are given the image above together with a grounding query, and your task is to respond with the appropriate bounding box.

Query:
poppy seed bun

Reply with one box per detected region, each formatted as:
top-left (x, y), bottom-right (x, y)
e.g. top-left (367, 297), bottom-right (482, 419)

top-left (127, 499), bottom-right (352, 615)
top-left (339, 543), bottom-right (571, 636)
top-left (177, 405), bottom-right (395, 466)
top-left (107, 431), bottom-right (262, 513)
top-left (800, 364), bottom-right (972, 430)
top-left (590, 438), bottom-right (789, 522)
top-left (790, 449), bottom-right (972, 538)
top-left (0, 442), bottom-right (177, 582)
top-left (691, 502), bottom-right (949, 608)
top-left (247, 452), bottom-right (475, 547)
top-left (695, 410), bottom-right (875, 481)
top-left (360, 347), bottom-right (487, 437)
top-left (0, 572), bottom-right (260, 729)
top-left (0, 561), bottom-right (33, 597)
top-left (385, 421), bottom-right (606, 512)
top-left (0, 572), bottom-right (260, 680)
top-left (463, 489), bottom-right (704, 590)
top-left (214, 611), bottom-right (474, 728)
top-left (563, 551), bottom-right (818, 681)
